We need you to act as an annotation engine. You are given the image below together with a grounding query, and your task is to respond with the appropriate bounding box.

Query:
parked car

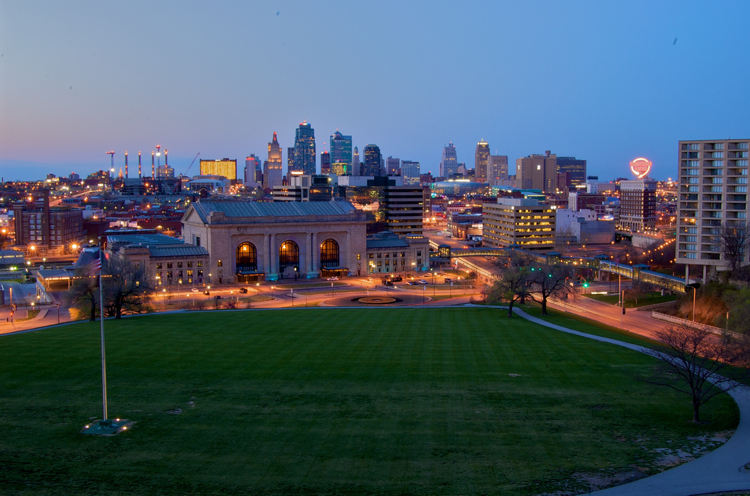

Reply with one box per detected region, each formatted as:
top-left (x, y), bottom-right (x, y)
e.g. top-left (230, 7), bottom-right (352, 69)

top-left (444, 278), bottom-right (452, 283)
top-left (215, 295), bottom-right (222, 299)
top-left (239, 288), bottom-right (248, 293)
top-left (408, 281), bottom-right (418, 285)
top-left (327, 276), bottom-right (339, 281)
top-left (418, 279), bottom-right (428, 285)
top-left (191, 288), bottom-right (199, 293)
top-left (391, 276), bottom-right (402, 282)
top-left (203, 290), bottom-right (210, 295)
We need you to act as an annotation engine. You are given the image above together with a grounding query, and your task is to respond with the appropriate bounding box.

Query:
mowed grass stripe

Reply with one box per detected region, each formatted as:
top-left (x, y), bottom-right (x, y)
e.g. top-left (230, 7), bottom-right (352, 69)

top-left (0, 307), bottom-right (739, 495)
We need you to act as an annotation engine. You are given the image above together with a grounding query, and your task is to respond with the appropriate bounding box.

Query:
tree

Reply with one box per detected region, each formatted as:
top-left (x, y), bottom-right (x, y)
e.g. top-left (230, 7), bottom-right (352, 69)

top-left (101, 255), bottom-right (152, 319)
top-left (529, 264), bottom-right (574, 315)
top-left (644, 324), bottom-right (749, 423)
top-left (716, 222), bottom-right (750, 274)
top-left (67, 269), bottom-right (99, 322)
top-left (487, 253), bottom-right (534, 318)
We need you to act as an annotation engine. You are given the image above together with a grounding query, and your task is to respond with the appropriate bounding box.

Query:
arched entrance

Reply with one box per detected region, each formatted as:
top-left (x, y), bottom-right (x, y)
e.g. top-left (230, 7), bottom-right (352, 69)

top-left (236, 242), bottom-right (260, 282)
top-left (279, 240), bottom-right (299, 279)
top-left (320, 238), bottom-right (347, 278)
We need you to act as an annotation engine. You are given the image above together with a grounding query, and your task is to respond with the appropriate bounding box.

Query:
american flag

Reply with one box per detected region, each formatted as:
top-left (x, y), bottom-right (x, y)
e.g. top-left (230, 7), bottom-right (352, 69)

top-left (89, 256), bottom-right (101, 276)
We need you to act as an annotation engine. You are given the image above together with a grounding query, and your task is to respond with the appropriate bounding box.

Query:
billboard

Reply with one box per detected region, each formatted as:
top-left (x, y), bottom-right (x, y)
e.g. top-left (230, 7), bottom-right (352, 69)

top-left (629, 157), bottom-right (652, 179)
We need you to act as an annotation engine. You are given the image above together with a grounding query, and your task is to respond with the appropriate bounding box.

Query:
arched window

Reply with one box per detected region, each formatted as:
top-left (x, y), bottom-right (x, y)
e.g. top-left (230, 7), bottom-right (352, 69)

top-left (279, 240), bottom-right (299, 271)
top-left (320, 239), bottom-right (339, 268)
top-left (236, 242), bottom-right (257, 274)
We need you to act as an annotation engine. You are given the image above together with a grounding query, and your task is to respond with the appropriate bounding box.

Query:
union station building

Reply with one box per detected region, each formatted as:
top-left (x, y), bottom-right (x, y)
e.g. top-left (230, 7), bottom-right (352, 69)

top-left (181, 200), bottom-right (368, 283)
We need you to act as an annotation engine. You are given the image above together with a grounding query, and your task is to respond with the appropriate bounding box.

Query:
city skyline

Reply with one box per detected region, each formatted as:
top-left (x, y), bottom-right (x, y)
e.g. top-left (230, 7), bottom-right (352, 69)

top-left (1, 1), bottom-right (749, 181)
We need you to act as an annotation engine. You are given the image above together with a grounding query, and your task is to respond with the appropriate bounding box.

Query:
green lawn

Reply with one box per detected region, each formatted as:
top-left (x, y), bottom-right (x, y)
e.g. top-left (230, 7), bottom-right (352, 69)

top-left (585, 292), bottom-right (677, 308)
top-left (0, 308), bottom-right (738, 495)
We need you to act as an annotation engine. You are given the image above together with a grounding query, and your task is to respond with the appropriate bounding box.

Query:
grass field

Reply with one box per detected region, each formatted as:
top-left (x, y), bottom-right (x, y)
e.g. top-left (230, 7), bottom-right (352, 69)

top-left (0, 308), bottom-right (739, 495)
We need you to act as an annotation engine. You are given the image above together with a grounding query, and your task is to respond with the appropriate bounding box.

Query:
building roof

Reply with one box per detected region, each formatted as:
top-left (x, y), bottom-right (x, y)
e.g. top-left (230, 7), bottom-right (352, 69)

top-left (108, 233), bottom-right (185, 248)
top-left (187, 200), bottom-right (359, 224)
top-left (148, 246), bottom-right (209, 258)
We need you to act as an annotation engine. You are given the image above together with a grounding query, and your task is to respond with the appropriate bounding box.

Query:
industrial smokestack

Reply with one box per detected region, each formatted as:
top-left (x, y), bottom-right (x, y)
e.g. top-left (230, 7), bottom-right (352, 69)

top-left (138, 151), bottom-right (142, 178)
top-left (151, 151), bottom-right (155, 179)
top-left (125, 151), bottom-right (129, 178)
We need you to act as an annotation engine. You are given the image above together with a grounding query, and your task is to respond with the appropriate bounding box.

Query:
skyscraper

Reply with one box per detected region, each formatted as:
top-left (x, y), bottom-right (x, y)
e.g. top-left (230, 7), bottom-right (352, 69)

top-left (475, 140), bottom-right (490, 182)
top-left (244, 154), bottom-right (262, 186)
top-left (440, 142), bottom-right (458, 178)
top-left (264, 132), bottom-right (283, 189)
top-left (352, 146), bottom-right (360, 175)
top-left (287, 147), bottom-right (297, 173)
top-left (363, 144), bottom-right (382, 176)
top-left (556, 157), bottom-right (587, 188)
top-left (330, 130), bottom-right (353, 171)
top-left (516, 151), bottom-right (557, 192)
top-left (487, 155), bottom-right (509, 185)
top-left (401, 161), bottom-right (421, 185)
top-left (200, 159), bottom-right (237, 180)
top-left (294, 121), bottom-right (316, 174)
top-left (320, 151), bottom-right (331, 175)
top-left (386, 157), bottom-right (401, 176)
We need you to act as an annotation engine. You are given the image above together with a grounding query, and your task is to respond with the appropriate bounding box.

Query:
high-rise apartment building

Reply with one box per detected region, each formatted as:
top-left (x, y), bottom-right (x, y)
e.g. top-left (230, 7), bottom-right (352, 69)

top-left (320, 151), bottom-right (331, 175)
top-left (294, 121), bottom-right (316, 174)
top-left (330, 131), bottom-right (353, 171)
top-left (556, 157), bottom-right (587, 188)
top-left (363, 144), bottom-right (382, 176)
top-left (386, 156), bottom-right (401, 176)
top-left (287, 147), bottom-right (297, 173)
top-left (619, 179), bottom-right (657, 232)
top-left (516, 151), bottom-right (557, 192)
top-left (263, 132), bottom-right (283, 189)
top-left (440, 142), bottom-right (458, 178)
top-left (352, 146), bottom-right (360, 175)
top-left (677, 139), bottom-right (750, 279)
top-left (475, 140), bottom-right (490, 182)
top-left (487, 155), bottom-right (510, 185)
top-left (200, 158), bottom-right (237, 180)
top-left (401, 161), bottom-right (421, 185)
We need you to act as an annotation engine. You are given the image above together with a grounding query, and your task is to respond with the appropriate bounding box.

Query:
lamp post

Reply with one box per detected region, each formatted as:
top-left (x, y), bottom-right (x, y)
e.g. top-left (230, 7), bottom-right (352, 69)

top-left (271, 286), bottom-right (275, 299)
top-left (57, 303), bottom-right (61, 324)
top-left (422, 285), bottom-right (426, 304)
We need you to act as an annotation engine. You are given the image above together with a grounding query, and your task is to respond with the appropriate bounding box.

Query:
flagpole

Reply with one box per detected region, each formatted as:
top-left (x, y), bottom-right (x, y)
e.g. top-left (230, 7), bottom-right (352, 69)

top-left (98, 237), bottom-right (108, 421)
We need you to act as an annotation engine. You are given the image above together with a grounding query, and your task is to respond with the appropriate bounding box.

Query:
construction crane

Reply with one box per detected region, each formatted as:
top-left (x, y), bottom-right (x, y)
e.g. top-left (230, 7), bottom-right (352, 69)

top-left (185, 152), bottom-right (200, 175)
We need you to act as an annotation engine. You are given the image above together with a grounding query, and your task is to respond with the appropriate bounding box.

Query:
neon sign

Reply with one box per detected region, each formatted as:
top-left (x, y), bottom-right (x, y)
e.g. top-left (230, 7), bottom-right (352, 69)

top-left (629, 157), bottom-right (652, 179)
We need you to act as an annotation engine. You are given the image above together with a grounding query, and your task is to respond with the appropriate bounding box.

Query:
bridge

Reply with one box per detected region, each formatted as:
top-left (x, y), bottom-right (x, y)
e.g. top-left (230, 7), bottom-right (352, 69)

top-left (429, 242), bottom-right (687, 293)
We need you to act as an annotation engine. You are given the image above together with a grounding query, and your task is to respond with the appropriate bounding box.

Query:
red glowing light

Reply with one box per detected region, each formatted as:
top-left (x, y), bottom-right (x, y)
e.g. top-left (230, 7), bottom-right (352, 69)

top-left (629, 157), bottom-right (652, 179)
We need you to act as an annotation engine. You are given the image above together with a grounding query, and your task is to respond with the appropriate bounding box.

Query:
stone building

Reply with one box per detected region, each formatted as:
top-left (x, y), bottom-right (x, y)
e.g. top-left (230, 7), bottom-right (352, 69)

top-left (181, 200), bottom-right (367, 282)
top-left (365, 231), bottom-right (430, 274)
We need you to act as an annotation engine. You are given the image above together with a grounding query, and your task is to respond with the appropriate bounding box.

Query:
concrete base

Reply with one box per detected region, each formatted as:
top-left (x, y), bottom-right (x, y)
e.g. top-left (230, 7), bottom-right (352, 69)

top-left (81, 418), bottom-right (132, 436)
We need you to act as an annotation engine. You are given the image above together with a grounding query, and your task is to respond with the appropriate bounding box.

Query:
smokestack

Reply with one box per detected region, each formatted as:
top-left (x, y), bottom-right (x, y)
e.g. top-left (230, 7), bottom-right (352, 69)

top-left (138, 151), bottom-right (142, 178)
top-left (165, 149), bottom-right (168, 167)
top-left (125, 151), bottom-right (129, 178)
top-left (151, 151), bottom-right (155, 179)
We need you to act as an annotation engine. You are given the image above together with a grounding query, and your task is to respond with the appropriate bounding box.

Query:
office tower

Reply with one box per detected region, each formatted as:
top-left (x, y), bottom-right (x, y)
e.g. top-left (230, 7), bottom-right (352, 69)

top-left (383, 185), bottom-right (424, 235)
top-left (200, 158), bottom-right (237, 180)
top-left (440, 142), bottom-right (458, 178)
top-left (352, 146), bottom-right (360, 175)
top-left (320, 151), bottom-right (331, 175)
top-left (331, 162), bottom-right (348, 175)
top-left (482, 199), bottom-right (557, 252)
top-left (386, 156), bottom-right (401, 176)
top-left (263, 132), bottom-right (283, 189)
top-left (294, 121), bottom-right (316, 174)
top-left (401, 161), bottom-right (421, 185)
top-left (556, 157), bottom-right (587, 188)
top-left (330, 130), bottom-right (353, 171)
top-left (677, 139), bottom-right (750, 280)
top-left (487, 155), bottom-right (509, 185)
top-left (287, 147), bottom-right (297, 173)
top-left (244, 155), bottom-right (262, 186)
top-left (363, 144), bottom-right (382, 176)
top-left (516, 151), bottom-right (557, 192)
top-left (619, 179), bottom-right (657, 232)
top-left (475, 140), bottom-right (490, 182)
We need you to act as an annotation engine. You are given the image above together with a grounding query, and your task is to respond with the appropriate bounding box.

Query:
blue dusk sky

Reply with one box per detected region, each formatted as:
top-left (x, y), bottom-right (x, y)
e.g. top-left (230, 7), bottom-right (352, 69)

top-left (1, 0), bottom-right (749, 182)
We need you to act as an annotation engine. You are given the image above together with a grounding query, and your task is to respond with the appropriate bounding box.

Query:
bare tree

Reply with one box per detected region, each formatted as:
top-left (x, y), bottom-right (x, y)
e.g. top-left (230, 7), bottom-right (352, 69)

top-left (529, 264), bottom-right (574, 315)
top-left (644, 324), bottom-right (750, 423)
top-left (487, 253), bottom-right (535, 318)
top-left (716, 222), bottom-right (750, 274)
top-left (101, 256), bottom-right (152, 319)
top-left (66, 269), bottom-right (99, 321)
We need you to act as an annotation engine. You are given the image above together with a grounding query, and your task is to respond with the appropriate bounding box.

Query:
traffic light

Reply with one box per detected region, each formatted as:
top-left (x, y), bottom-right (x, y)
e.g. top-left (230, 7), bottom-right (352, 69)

top-left (622, 307), bottom-right (626, 315)
top-left (582, 281), bottom-right (589, 288)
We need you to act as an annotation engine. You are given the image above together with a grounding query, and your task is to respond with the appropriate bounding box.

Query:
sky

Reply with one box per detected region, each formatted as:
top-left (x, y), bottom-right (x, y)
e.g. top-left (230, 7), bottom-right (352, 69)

top-left (1, 0), bottom-right (749, 182)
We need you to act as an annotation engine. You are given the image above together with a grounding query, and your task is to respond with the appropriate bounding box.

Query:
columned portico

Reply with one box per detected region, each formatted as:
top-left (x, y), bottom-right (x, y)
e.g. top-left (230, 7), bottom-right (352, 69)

top-left (310, 232), bottom-right (319, 276)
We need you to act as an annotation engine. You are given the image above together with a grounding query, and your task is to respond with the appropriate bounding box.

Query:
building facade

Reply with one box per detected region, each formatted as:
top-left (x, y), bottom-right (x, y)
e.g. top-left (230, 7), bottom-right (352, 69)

top-left (365, 231), bottom-right (430, 274)
top-left (677, 138), bottom-right (750, 278)
top-left (516, 152), bottom-right (557, 192)
top-left (482, 199), bottom-right (556, 252)
top-left (200, 159), bottom-right (237, 180)
top-left (330, 131), bottom-right (352, 171)
top-left (386, 156), bottom-right (401, 176)
top-left (182, 200), bottom-right (367, 282)
top-left (264, 132), bottom-right (283, 189)
top-left (487, 155), bottom-right (510, 185)
top-left (475, 140), bottom-right (490, 182)
top-left (362, 144), bottom-right (382, 176)
top-left (556, 156), bottom-right (587, 188)
top-left (619, 179), bottom-right (657, 232)
top-left (383, 185), bottom-right (424, 235)
top-left (12, 191), bottom-right (85, 255)
top-left (320, 151), bottom-right (331, 175)
top-left (352, 147), bottom-right (360, 175)
top-left (401, 161), bottom-right (421, 185)
top-left (440, 142), bottom-right (458, 178)
top-left (294, 121), bottom-right (316, 174)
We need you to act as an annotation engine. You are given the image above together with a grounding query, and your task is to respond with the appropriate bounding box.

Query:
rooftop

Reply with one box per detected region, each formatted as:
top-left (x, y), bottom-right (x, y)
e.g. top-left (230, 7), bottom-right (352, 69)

top-left (187, 200), bottom-right (361, 224)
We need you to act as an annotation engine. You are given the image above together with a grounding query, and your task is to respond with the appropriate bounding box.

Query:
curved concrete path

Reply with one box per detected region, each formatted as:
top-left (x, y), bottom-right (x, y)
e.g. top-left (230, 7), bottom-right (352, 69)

top-left (511, 306), bottom-right (750, 496)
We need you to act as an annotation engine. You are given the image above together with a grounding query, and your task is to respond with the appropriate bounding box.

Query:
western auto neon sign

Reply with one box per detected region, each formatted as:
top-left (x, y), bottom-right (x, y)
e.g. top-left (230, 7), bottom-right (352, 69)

top-left (629, 157), bottom-right (652, 179)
